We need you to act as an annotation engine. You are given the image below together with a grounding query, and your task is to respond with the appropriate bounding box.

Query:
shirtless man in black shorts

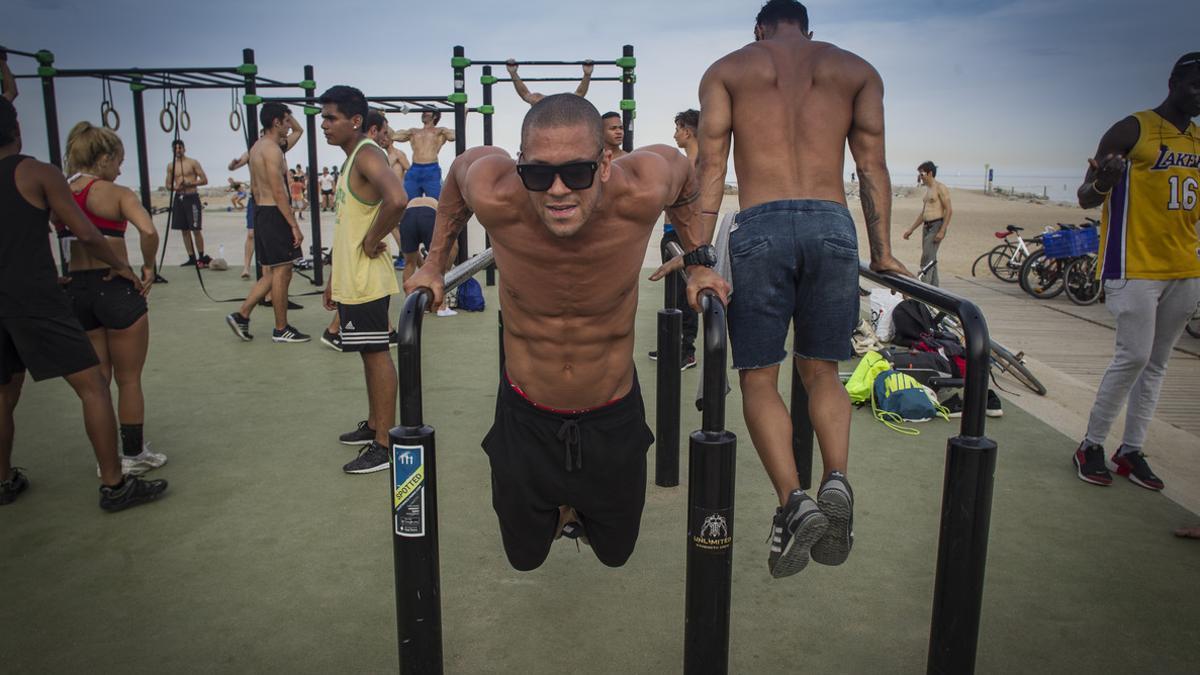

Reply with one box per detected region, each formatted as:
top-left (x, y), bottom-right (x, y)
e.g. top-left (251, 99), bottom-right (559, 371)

top-left (165, 140), bottom-right (209, 267)
top-left (225, 104), bottom-right (309, 343)
top-left (405, 94), bottom-right (727, 570)
top-left (0, 97), bottom-right (167, 511)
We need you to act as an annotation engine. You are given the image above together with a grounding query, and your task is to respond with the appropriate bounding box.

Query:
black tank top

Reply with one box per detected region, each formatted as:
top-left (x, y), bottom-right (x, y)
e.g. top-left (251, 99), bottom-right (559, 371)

top-left (0, 154), bottom-right (71, 317)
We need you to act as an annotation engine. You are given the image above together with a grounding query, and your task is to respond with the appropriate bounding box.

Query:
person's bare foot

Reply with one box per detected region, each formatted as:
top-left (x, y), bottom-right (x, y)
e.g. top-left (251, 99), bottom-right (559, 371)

top-left (1174, 525), bottom-right (1200, 539)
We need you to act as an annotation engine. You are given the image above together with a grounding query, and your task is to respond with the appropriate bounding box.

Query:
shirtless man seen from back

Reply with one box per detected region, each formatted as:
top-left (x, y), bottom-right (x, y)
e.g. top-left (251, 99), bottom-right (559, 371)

top-left (391, 110), bottom-right (454, 199)
top-left (405, 94), bottom-right (727, 571)
top-left (691, 0), bottom-right (907, 579)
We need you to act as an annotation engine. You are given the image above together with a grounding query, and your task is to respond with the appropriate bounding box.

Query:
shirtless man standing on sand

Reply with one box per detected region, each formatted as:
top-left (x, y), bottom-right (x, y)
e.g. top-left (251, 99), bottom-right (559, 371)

top-left (687, 0), bottom-right (908, 578)
top-left (391, 110), bottom-right (454, 199)
top-left (405, 94), bottom-right (727, 571)
top-left (902, 161), bottom-right (952, 286)
top-left (225, 104), bottom-right (308, 343)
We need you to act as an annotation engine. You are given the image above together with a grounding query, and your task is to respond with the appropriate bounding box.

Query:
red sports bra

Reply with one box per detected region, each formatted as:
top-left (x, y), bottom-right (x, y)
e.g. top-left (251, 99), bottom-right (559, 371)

top-left (58, 178), bottom-right (128, 239)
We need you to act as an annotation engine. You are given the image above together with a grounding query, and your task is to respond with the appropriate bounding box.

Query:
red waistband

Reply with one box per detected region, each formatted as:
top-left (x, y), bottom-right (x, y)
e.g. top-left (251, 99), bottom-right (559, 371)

top-left (504, 372), bottom-right (623, 415)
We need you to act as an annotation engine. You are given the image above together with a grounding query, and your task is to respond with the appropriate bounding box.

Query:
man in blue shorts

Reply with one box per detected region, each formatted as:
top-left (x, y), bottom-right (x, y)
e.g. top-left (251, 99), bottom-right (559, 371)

top-left (391, 111), bottom-right (454, 198)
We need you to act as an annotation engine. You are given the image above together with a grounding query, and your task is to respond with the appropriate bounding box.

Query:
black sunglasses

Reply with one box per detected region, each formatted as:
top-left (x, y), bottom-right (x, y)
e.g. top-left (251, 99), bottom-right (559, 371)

top-left (516, 155), bottom-right (601, 192)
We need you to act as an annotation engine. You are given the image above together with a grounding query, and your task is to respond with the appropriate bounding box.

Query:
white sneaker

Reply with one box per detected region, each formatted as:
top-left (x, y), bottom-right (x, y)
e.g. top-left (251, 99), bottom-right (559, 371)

top-left (97, 443), bottom-right (168, 477)
top-left (436, 308), bottom-right (458, 317)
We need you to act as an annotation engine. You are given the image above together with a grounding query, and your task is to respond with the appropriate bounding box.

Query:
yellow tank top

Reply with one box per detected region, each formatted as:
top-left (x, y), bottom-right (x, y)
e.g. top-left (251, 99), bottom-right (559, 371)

top-left (1099, 110), bottom-right (1200, 280)
top-left (331, 139), bottom-right (401, 304)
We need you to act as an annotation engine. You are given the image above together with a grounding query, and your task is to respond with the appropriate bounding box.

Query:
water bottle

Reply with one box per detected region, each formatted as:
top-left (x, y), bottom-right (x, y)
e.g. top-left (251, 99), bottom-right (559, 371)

top-left (218, 244), bottom-right (225, 260)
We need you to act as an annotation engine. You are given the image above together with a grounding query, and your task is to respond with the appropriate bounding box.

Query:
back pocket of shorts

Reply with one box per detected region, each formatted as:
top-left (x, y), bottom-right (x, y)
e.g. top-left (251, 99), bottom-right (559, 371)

top-left (730, 236), bottom-right (769, 259)
top-left (822, 238), bottom-right (859, 261)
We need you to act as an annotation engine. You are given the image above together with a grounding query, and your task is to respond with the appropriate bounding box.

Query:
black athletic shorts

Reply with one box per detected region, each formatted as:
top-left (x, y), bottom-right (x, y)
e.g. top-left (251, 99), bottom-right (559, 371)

top-left (254, 204), bottom-right (302, 267)
top-left (399, 206), bottom-right (435, 254)
top-left (482, 372), bottom-right (654, 571)
top-left (171, 193), bottom-right (202, 231)
top-left (65, 269), bottom-right (148, 331)
top-left (337, 296), bottom-right (390, 353)
top-left (0, 313), bottom-right (100, 385)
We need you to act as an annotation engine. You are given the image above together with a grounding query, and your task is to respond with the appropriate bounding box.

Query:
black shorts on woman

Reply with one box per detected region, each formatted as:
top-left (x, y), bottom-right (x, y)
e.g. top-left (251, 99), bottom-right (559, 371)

top-left (65, 269), bottom-right (147, 331)
top-left (482, 372), bottom-right (654, 571)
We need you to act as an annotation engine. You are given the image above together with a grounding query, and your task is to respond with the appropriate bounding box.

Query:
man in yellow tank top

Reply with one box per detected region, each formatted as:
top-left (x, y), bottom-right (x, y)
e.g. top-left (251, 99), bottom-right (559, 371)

top-left (317, 86), bottom-right (409, 475)
top-left (1072, 53), bottom-right (1200, 492)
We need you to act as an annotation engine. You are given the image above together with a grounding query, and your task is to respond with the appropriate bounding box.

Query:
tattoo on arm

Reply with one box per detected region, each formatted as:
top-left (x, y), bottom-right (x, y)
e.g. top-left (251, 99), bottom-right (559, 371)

top-left (857, 170), bottom-right (886, 260)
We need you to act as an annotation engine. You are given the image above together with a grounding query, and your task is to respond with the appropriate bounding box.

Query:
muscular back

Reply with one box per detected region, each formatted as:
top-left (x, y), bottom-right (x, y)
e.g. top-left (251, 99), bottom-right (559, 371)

top-left (248, 137), bottom-right (287, 206)
top-left (718, 38), bottom-right (873, 208)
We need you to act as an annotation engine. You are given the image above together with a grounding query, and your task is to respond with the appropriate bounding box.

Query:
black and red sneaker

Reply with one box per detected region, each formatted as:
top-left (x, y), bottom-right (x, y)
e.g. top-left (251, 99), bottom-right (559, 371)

top-left (1073, 441), bottom-right (1112, 486)
top-left (1109, 447), bottom-right (1164, 491)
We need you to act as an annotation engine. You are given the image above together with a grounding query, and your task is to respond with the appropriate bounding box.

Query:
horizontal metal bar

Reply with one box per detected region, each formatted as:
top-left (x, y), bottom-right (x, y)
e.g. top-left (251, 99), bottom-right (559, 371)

top-left (472, 60), bottom-right (618, 66)
top-left (494, 77), bottom-right (622, 83)
top-left (0, 47), bottom-right (42, 59)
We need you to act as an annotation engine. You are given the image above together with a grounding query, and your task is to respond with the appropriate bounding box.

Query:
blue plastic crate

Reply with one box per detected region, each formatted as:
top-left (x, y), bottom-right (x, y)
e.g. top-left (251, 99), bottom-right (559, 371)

top-left (1042, 230), bottom-right (1073, 259)
top-left (1043, 227), bottom-right (1098, 259)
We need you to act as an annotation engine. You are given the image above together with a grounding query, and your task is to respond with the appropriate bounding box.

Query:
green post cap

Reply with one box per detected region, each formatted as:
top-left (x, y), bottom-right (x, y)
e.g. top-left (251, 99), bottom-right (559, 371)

top-left (447, 92), bottom-right (468, 104)
top-left (130, 82), bottom-right (147, 92)
top-left (37, 66), bottom-right (57, 77)
top-left (35, 50), bottom-right (55, 65)
top-left (298, 79), bottom-right (316, 90)
top-left (303, 105), bottom-right (321, 116)
top-left (615, 56), bottom-right (636, 69)
top-left (480, 75), bottom-right (498, 86)
top-left (478, 104), bottom-right (495, 115)
top-left (236, 63), bottom-right (259, 76)
top-left (619, 99), bottom-right (636, 111)
top-left (242, 94), bottom-right (264, 105)
top-left (451, 56), bottom-right (472, 69)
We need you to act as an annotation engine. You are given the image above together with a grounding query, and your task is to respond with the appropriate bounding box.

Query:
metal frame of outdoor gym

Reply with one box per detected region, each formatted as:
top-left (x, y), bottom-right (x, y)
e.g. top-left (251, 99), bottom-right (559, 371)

top-left (452, 45), bottom-right (636, 283)
top-left (255, 90), bottom-right (483, 284)
top-left (6, 47), bottom-right (308, 277)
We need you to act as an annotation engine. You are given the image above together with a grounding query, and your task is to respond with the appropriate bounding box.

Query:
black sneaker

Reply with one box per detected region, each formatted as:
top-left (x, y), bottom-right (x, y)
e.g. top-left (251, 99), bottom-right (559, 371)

top-left (1073, 441), bottom-right (1112, 486)
top-left (225, 312), bottom-right (253, 341)
top-left (559, 521), bottom-right (591, 550)
top-left (198, 254), bottom-right (213, 265)
top-left (179, 256), bottom-right (197, 267)
top-left (767, 489), bottom-right (828, 578)
top-left (941, 393), bottom-right (964, 418)
top-left (648, 350), bottom-right (658, 361)
top-left (343, 441), bottom-right (390, 474)
top-left (681, 354), bottom-right (697, 371)
top-left (811, 471), bottom-right (854, 566)
top-left (1109, 447), bottom-right (1164, 491)
top-left (99, 475), bottom-right (168, 512)
top-left (321, 329), bottom-right (343, 352)
top-left (986, 390), bottom-right (1003, 418)
top-left (0, 467), bottom-right (30, 505)
top-left (271, 325), bottom-right (311, 343)
top-left (339, 420), bottom-right (376, 446)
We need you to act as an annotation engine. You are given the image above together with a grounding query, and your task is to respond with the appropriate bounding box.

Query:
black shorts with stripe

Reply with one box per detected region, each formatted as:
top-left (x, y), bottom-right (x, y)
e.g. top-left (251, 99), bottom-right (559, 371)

top-left (171, 193), bottom-right (202, 230)
top-left (337, 296), bottom-right (390, 353)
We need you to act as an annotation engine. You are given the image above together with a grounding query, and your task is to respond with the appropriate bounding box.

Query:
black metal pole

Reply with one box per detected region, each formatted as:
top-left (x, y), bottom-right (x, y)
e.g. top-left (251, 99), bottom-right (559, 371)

top-left (130, 81), bottom-right (165, 283)
top-left (243, 48), bottom-right (262, 281)
top-left (621, 45), bottom-right (634, 152)
top-left (790, 365), bottom-right (814, 490)
top-left (302, 65), bottom-right (323, 286)
top-left (452, 46), bottom-right (468, 264)
top-left (684, 293), bottom-right (735, 675)
top-left (38, 52), bottom-right (68, 276)
top-left (655, 301), bottom-right (681, 488)
top-left (482, 65), bottom-right (495, 287)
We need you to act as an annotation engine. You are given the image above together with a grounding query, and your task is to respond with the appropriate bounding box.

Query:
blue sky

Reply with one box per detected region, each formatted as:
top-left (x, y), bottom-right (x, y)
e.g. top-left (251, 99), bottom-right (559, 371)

top-left (5, 0), bottom-right (1195, 189)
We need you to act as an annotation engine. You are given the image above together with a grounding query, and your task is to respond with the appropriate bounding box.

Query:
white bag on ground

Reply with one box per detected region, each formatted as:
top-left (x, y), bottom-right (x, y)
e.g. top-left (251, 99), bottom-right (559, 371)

top-left (869, 288), bottom-right (903, 342)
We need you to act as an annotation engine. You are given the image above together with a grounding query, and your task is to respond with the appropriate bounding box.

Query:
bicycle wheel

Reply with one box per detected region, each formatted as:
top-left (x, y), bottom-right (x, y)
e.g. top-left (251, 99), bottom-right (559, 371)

top-left (1187, 304), bottom-right (1200, 338)
top-left (1019, 249), bottom-right (1066, 299)
top-left (1063, 255), bottom-right (1102, 305)
top-left (990, 341), bottom-right (1047, 395)
top-left (987, 244), bottom-right (1022, 283)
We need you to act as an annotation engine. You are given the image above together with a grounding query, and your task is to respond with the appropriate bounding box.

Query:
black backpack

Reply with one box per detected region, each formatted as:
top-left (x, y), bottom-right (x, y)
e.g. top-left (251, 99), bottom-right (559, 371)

top-left (891, 299), bottom-right (935, 347)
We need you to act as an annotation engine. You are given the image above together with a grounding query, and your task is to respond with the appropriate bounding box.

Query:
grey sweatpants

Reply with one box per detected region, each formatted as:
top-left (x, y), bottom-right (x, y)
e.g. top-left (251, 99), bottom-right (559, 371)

top-left (921, 219), bottom-right (943, 287)
top-left (1084, 277), bottom-right (1200, 451)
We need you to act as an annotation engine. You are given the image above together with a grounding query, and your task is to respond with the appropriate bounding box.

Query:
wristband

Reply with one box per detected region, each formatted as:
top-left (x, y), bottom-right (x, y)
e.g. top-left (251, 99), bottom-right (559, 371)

top-left (1091, 180), bottom-right (1112, 196)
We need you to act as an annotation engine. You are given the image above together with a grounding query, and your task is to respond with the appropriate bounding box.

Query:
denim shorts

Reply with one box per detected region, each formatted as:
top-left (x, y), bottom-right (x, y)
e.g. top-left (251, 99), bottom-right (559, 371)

top-left (727, 199), bottom-right (860, 368)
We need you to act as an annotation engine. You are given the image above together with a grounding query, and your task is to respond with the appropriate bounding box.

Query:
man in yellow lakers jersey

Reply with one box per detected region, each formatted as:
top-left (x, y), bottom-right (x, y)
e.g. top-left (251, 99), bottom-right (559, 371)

top-left (1073, 53), bottom-right (1200, 491)
top-left (317, 86), bottom-right (409, 475)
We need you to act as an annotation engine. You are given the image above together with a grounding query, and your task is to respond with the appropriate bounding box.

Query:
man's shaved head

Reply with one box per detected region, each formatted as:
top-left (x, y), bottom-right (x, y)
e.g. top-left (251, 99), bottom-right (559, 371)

top-left (520, 94), bottom-right (604, 154)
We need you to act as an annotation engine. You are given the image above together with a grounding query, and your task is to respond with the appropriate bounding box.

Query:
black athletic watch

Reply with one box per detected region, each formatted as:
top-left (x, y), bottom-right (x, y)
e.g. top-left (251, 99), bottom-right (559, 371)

top-left (682, 244), bottom-right (717, 268)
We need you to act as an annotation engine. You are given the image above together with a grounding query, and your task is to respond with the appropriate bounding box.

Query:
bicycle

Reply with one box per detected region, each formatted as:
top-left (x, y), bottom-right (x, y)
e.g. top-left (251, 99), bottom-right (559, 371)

top-left (1018, 219), bottom-right (1099, 300)
top-left (1063, 252), bottom-right (1102, 305)
top-left (934, 312), bottom-right (1047, 395)
top-left (974, 225), bottom-right (1041, 283)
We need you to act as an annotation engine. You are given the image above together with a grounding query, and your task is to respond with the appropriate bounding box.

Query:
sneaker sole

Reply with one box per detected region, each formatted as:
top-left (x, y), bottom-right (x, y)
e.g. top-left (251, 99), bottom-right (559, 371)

top-left (986, 409), bottom-right (1003, 418)
top-left (100, 489), bottom-right (168, 513)
top-left (339, 438), bottom-right (375, 446)
top-left (272, 336), bottom-right (312, 343)
top-left (320, 336), bottom-right (343, 352)
top-left (225, 316), bottom-right (253, 342)
top-left (681, 361), bottom-right (697, 371)
top-left (1107, 462), bottom-right (1164, 491)
top-left (770, 510), bottom-right (828, 578)
top-left (812, 488), bottom-right (853, 566)
top-left (343, 462), bottom-right (390, 475)
top-left (1073, 455), bottom-right (1112, 486)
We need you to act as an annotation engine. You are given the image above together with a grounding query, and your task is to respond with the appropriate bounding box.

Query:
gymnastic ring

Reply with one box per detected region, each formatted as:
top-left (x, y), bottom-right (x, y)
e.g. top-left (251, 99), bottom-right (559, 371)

top-left (159, 107), bottom-right (174, 133)
top-left (229, 109), bottom-right (242, 132)
top-left (179, 109), bottom-right (191, 132)
top-left (103, 106), bottom-right (121, 131)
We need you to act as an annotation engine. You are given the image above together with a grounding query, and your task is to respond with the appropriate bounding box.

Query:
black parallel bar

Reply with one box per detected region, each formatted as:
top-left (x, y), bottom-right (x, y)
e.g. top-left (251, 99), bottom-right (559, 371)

top-left (40, 59), bottom-right (67, 276)
top-left (655, 303), bottom-right (682, 488)
top-left (471, 59), bottom-right (618, 66)
top-left (855, 266), bottom-right (996, 675)
top-left (482, 66), bottom-right (496, 287)
top-left (244, 49), bottom-right (261, 282)
top-left (621, 45), bottom-right (634, 152)
top-left (492, 76), bottom-right (623, 83)
top-left (303, 65), bottom-right (323, 286)
top-left (684, 290), bottom-right (734, 675)
top-left (49, 66), bottom-right (240, 77)
top-left (131, 85), bottom-right (153, 215)
top-left (453, 47), bottom-right (468, 264)
top-left (789, 365), bottom-right (814, 490)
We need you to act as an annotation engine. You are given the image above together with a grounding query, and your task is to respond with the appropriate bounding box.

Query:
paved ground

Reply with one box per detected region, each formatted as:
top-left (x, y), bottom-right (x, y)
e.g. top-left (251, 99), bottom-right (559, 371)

top-left (2, 210), bottom-right (1198, 673)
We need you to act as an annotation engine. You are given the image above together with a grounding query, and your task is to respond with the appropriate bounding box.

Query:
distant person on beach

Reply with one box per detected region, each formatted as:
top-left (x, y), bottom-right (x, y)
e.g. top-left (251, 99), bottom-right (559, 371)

top-left (690, 0), bottom-right (908, 579)
top-left (505, 59), bottom-right (594, 105)
top-left (602, 111), bottom-right (627, 159)
top-left (1071, 52), bottom-right (1200, 492)
top-left (318, 167), bottom-right (335, 212)
top-left (391, 111), bottom-right (454, 199)
top-left (902, 161), bottom-right (951, 286)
